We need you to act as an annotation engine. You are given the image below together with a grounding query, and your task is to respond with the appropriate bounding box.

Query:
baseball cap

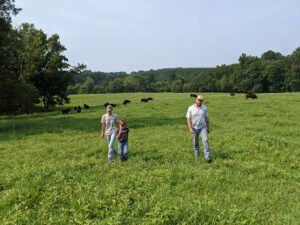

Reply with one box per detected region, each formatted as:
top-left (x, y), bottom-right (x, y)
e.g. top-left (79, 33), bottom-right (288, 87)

top-left (106, 105), bottom-right (113, 111)
top-left (197, 95), bottom-right (204, 100)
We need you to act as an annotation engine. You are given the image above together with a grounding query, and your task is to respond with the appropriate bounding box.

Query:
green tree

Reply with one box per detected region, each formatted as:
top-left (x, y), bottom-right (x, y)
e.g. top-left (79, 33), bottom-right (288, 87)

top-left (183, 82), bottom-right (193, 92)
top-left (16, 23), bottom-right (71, 109)
top-left (167, 71), bottom-right (176, 81)
top-left (106, 78), bottom-right (124, 93)
top-left (67, 84), bottom-right (81, 95)
top-left (286, 47), bottom-right (300, 91)
top-left (0, 0), bottom-right (21, 22)
top-left (123, 75), bottom-right (138, 92)
top-left (219, 75), bottom-right (232, 92)
top-left (239, 53), bottom-right (259, 68)
top-left (171, 79), bottom-right (183, 92)
top-left (261, 50), bottom-right (284, 61)
top-left (0, 1), bottom-right (37, 114)
top-left (198, 72), bottom-right (217, 92)
top-left (263, 61), bottom-right (286, 92)
top-left (79, 77), bottom-right (94, 94)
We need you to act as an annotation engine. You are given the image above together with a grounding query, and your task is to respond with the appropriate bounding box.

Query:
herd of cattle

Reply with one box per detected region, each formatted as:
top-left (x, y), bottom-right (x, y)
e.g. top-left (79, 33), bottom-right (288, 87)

top-left (61, 104), bottom-right (90, 114)
top-left (62, 93), bottom-right (258, 114)
top-left (61, 97), bottom-right (154, 114)
top-left (190, 93), bottom-right (258, 99)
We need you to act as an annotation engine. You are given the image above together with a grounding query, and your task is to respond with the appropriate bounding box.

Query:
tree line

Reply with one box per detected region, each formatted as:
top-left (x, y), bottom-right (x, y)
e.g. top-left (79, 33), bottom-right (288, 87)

top-left (68, 48), bottom-right (300, 94)
top-left (0, 0), bottom-right (84, 114)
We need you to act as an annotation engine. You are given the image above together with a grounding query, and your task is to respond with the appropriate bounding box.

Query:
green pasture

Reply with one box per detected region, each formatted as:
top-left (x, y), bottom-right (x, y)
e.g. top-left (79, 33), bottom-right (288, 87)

top-left (1, 92), bottom-right (300, 224)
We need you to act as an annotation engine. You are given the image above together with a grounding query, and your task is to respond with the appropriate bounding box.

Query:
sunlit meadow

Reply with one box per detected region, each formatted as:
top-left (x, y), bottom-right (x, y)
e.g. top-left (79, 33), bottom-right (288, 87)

top-left (1, 92), bottom-right (300, 224)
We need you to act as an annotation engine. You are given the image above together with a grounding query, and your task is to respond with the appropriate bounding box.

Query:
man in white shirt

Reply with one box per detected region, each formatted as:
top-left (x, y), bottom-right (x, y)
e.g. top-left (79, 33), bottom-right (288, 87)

top-left (186, 95), bottom-right (212, 163)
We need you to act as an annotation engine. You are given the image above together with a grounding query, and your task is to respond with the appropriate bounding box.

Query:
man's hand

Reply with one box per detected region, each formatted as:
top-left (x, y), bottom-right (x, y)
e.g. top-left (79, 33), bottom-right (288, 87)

top-left (207, 127), bottom-right (210, 134)
top-left (189, 128), bottom-right (194, 134)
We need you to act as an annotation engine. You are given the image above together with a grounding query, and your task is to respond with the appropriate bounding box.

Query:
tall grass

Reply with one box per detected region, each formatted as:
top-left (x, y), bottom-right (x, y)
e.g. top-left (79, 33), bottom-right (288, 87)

top-left (1, 92), bottom-right (300, 224)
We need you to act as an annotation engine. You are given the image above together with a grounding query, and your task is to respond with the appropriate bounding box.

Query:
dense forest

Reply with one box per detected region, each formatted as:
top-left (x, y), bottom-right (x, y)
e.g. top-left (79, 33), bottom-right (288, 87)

top-left (1, 0), bottom-right (300, 115)
top-left (68, 49), bottom-right (300, 94)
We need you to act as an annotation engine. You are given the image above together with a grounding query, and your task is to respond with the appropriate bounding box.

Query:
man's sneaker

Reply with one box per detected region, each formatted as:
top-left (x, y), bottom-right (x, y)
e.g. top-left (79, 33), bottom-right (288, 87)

top-left (205, 158), bottom-right (212, 163)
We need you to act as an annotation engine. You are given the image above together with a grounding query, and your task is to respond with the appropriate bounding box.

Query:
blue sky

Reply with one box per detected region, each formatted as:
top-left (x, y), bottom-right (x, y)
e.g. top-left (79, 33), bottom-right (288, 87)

top-left (13, 0), bottom-right (300, 73)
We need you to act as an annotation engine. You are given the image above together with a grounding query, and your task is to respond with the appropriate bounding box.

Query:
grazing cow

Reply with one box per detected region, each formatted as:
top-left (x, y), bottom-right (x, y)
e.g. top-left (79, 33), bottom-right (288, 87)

top-left (62, 108), bottom-right (71, 114)
top-left (141, 98), bottom-right (148, 102)
top-left (123, 100), bottom-right (131, 106)
top-left (104, 102), bottom-right (110, 108)
top-left (230, 93), bottom-right (235, 96)
top-left (246, 93), bottom-right (257, 99)
top-left (190, 94), bottom-right (197, 98)
top-left (74, 107), bottom-right (77, 110)
top-left (84, 104), bottom-right (89, 109)
top-left (77, 106), bottom-right (81, 112)
top-left (147, 97), bottom-right (153, 101)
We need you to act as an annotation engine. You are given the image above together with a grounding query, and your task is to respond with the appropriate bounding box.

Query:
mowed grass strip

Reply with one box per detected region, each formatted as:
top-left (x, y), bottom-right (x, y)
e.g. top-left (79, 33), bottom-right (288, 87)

top-left (1, 92), bottom-right (300, 224)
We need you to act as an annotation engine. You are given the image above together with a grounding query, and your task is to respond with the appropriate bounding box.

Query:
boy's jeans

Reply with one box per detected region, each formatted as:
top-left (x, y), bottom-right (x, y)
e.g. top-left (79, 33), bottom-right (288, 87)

top-left (118, 141), bottom-right (129, 162)
top-left (106, 133), bottom-right (116, 162)
top-left (192, 126), bottom-right (210, 159)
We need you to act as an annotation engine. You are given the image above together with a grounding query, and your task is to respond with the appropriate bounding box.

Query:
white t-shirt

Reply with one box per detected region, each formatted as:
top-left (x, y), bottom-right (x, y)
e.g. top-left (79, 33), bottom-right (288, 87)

top-left (101, 113), bottom-right (119, 135)
top-left (186, 104), bottom-right (208, 129)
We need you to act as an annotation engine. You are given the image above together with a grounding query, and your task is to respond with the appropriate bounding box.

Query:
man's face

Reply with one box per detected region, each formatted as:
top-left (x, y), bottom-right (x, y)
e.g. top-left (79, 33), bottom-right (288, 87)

top-left (195, 98), bottom-right (203, 106)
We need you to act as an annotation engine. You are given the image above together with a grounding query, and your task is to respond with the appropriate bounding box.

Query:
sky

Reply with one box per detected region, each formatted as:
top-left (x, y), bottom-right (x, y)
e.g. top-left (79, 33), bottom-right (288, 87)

top-left (12, 0), bottom-right (300, 73)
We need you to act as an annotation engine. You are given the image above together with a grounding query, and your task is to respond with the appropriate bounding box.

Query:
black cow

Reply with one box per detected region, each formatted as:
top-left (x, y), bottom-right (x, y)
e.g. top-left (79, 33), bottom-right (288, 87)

top-left (230, 93), bottom-right (235, 96)
top-left (110, 104), bottom-right (117, 107)
top-left (141, 98), bottom-right (148, 102)
top-left (84, 104), bottom-right (89, 109)
top-left (246, 93), bottom-right (257, 99)
top-left (62, 108), bottom-right (71, 114)
top-left (190, 94), bottom-right (197, 98)
top-left (147, 97), bottom-right (153, 101)
top-left (74, 107), bottom-right (77, 110)
top-left (104, 102), bottom-right (110, 108)
top-left (77, 106), bottom-right (81, 112)
top-left (123, 100), bottom-right (131, 106)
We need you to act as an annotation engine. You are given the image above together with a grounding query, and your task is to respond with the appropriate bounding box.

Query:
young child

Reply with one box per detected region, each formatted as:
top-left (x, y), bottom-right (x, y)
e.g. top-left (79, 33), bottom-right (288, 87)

top-left (116, 120), bottom-right (130, 162)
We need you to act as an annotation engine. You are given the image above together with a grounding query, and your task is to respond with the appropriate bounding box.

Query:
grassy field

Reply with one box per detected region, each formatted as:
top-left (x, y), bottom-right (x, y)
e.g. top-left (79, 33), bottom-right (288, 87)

top-left (1, 92), bottom-right (300, 224)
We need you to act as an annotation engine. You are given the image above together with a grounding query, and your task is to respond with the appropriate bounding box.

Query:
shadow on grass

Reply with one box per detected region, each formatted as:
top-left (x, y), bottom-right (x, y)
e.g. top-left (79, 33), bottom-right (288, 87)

top-left (0, 115), bottom-right (186, 141)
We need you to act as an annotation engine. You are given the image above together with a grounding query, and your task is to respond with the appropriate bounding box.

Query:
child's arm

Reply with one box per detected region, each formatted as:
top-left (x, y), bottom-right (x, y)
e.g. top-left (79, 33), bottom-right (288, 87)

top-left (116, 127), bottom-right (123, 139)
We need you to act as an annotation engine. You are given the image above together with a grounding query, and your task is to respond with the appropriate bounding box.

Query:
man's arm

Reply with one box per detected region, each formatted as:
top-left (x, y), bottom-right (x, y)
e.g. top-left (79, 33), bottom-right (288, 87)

top-left (205, 117), bottom-right (210, 134)
top-left (187, 118), bottom-right (194, 134)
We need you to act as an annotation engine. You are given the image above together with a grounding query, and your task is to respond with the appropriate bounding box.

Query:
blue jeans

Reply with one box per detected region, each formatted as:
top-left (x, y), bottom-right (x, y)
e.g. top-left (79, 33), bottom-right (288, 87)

top-left (106, 133), bottom-right (116, 162)
top-left (192, 126), bottom-right (210, 158)
top-left (118, 141), bottom-right (129, 162)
